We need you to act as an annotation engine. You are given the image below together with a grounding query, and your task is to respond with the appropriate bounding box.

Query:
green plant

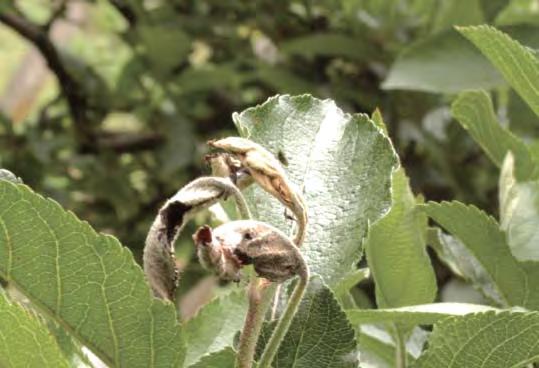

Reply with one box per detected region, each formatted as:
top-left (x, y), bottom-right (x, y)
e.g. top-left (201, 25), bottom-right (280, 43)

top-left (4, 18), bottom-right (539, 368)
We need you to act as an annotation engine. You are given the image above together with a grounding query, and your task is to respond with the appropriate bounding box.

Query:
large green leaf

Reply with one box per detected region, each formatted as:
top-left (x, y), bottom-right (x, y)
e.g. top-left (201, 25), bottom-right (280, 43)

top-left (499, 153), bottom-right (539, 261)
top-left (184, 290), bottom-right (247, 366)
top-left (458, 25), bottom-right (539, 117)
top-left (452, 90), bottom-right (537, 180)
top-left (365, 168), bottom-right (436, 308)
top-left (347, 303), bottom-right (495, 326)
top-left (0, 292), bottom-right (69, 368)
top-left (257, 277), bottom-right (358, 367)
top-left (233, 94), bottom-right (398, 287)
top-left (424, 201), bottom-right (539, 309)
top-left (415, 311), bottom-right (539, 367)
top-left (188, 347), bottom-right (236, 368)
top-left (0, 181), bottom-right (185, 367)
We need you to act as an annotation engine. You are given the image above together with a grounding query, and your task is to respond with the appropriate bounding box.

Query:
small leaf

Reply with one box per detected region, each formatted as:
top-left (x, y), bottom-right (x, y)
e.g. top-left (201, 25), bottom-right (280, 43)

top-left (366, 169), bottom-right (437, 309)
top-left (188, 347), bottom-right (236, 368)
top-left (184, 290), bottom-right (248, 366)
top-left (347, 302), bottom-right (495, 326)
top-left (233, 94), bottom-right (398, 287)
top-left (458, 25), bottom-right (539, 117)
top-left (415, 311), bottom-right (539, 368)
top-left (424, 201), bottom-right (539, 309)
top-left (0, 292), bottom-right (69, 368)
top-left (262, 277), bottom-right (358, 367)
top-left (452, 89), bottom-right (537, 180)
top-left (0, 181), bottom-right (185, 367)
top-left (334, 268), bottom-right (370, 301)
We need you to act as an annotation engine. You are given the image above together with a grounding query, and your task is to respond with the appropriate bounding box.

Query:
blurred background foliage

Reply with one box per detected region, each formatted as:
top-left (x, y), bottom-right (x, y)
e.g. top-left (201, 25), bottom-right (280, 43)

top-left (1, 0), bottom-right (538, 307)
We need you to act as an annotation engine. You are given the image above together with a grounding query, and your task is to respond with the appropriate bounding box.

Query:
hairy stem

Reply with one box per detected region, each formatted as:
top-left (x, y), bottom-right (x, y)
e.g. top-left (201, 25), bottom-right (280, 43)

top-left (236, 280), bottom-right (276, 368)
top-left (257, 258), bottom-right (309, 368)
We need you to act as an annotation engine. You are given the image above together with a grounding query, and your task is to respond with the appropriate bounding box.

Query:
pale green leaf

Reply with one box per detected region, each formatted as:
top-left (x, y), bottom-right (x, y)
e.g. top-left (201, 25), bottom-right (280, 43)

top-left (366, 169), bottom-right (437, 308)
top-left (424, 201), bottom-right (539, 309)
top-left (0, 181), bottom-right (185, 367)
top-left (0, 292), bottom-right (69, 368)
top-left (415, 311), bottom-right (539, 368)
top-left (496, 0), bottom-right (539, 26)
top-left (451, 89), bottom-right (537, 180)
top-left (431, 0), bottom-right (484, 33)
top-left (427, 227), bottom-right (503, 304)
top-left (233, 94), bottom-right (398, 287)
top-left (184, 290), bottom-right (247, 366)
top-left (347, 303), bottom-right (495, 326)
top-left (458, 25), bottom-right (539, 117)
top-left (260, 277), bottom-right (358, 368)
top-left (188, 347), bottom-right (236, 368)
top-left (334, 268), bottom-right (370, 301)
top-left (0, 169), bottom-right (21, 184)
top-left (499, 153), bottom-right (539, 261)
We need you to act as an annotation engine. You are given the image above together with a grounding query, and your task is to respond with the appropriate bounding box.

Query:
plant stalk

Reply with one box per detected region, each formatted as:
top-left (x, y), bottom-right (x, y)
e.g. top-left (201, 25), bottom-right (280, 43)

top-left (257, 259), bottom-right (309, 368)
top-left (394, 325), bottom-right (407, 368)
top-left (236, 279), bottom-right (276, 368)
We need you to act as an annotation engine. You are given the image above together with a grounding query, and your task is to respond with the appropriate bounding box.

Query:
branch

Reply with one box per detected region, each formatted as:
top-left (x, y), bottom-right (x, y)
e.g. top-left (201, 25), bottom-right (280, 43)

top-left (0, 9), bottom-right (96, 149)
top-left (96, 132), bottom-right (164, 153)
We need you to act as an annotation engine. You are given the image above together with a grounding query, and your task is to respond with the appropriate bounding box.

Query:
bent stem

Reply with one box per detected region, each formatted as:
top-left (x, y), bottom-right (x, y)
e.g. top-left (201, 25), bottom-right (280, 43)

top-left (257, 257), bottom-right (309, 368)
top-left (393, 325), bottom-right (407, 368)
top-left (236, 279), bottom-right (276, 368)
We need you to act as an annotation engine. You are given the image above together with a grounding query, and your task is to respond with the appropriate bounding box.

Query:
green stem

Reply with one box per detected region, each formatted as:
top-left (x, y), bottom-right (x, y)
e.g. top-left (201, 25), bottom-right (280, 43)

top-left (393, 325), bottom-right (407, 368)
top-left (257, 259), bottom-right (309, 368)
top-left (236, 279), bottom-right (276, 368)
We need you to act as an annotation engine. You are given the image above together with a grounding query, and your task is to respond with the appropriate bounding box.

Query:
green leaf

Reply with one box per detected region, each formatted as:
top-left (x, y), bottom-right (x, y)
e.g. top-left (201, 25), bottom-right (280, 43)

top-left (424, 201), bottom-right (539, 309)
top-left (415, 311), bottom-right (539, 367)
top-left (347, 303), bottom-right (495, 326)
top-left (451, 89), bottom-right (537, 180)
top-left (0, 292), bottom-right (70, 368)
top-left (366, 169), bottom-right (437, 308)
top-left (184, 290), bottom-right (248, 366)
top-left (0, 181), bottom-right (185, 367)
top-left (382, 29), bottom-right (503, 93)
top-left (233, 94), bottom-right (398, 287)
top-left (458, 25), bottom-right (539, 117)
top-left (334, 268), bottom-right (370, 301)
top-left (261, 277), bottom-right (358, 367)
top-left (496, 0), bottom-right (539, 27)
top-left (499, 153), bottom-right (539, 261)
top-left (280, 33), bottom-right (372, 60)
top-left (188, 347), bottom-right (236, 368)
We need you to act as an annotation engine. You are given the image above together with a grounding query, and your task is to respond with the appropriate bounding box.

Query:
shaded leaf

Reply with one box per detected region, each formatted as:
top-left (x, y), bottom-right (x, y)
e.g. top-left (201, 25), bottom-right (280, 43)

top-left (184, 290), bottom-right (248, 366)
top-left (424, 201), bottom-right (539, 309)
top-left (280, 33), bottom-right (372, 60)
top-left (0, 181), bottom-right (185, 367)
top-left (451, 89), bottom-right (537, 180)
top-left (347, 302), bottom-right (495, 326)
top-left (415, 311), bottom-right (539, 367)
top-left (458, 25), bottom-right (539, 117)
top-left (0, 292), bottom-right (69, 368)
top-left (233, 94), bottom-right (398, 287)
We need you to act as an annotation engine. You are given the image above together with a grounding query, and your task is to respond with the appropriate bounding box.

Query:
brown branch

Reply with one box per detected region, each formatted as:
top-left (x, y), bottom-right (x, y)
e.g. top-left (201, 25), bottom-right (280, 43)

top-left (96, 132), bottom-right (164, 153)
top-left (0, 9), bottom-right (96, 149)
